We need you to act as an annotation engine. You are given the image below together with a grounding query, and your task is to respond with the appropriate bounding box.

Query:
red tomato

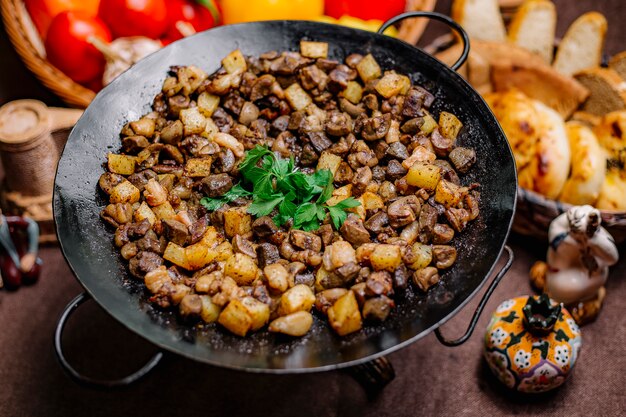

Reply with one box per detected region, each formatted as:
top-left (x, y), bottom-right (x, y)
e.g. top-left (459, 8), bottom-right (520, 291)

top-left (45, 11), bottom-right (112, 84)
top-left (24, 0), bottom-right (100, 39)
top-left (98, 0), bottom-right (168, 39)
top-left (324, 0), bottom-right (406, 22)
top-left (163, 0), bottom-right (218, 43)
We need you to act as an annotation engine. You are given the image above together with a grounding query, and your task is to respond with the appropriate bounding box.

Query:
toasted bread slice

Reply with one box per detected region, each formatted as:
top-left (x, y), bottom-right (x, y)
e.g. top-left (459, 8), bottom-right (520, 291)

top-left (570, 111), bottom-right (602, 128)
top-left (397, 0), bottom-right (438, 45)
top-left (608, 51), bottom-right (626, 80)
top-left (433, 44), bottom-right (469, 79)
top-left (559, 121), bottom-right (605, 205)
top-left (553, 12), bottom-right (607, 76)
top-left (451, 0), bottom-right (507, 42)
top-left (574, 68), bottom-right (626, 116)
top-left (499, 0), bottom-right (524, 7)
top-left (468, 49), bottom-right (492, 94)
top-left (507, 0), bottom-right (556, 63)
top-left (491, 60), bottom-right (589, 118)
top-left (484, 90), bottom-right (571, 199)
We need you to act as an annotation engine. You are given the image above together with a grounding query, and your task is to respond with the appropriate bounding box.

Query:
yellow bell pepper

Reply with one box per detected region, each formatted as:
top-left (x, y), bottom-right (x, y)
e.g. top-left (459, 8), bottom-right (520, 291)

top-left (314, 15), bottom-right (398, 37)
top-left (221, 0), bottom-right (324, 24)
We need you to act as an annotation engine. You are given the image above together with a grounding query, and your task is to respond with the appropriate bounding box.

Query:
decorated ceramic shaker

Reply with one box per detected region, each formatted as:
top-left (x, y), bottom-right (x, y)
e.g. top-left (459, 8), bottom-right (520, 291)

top-left (484, 294), bottom-right (582, 393)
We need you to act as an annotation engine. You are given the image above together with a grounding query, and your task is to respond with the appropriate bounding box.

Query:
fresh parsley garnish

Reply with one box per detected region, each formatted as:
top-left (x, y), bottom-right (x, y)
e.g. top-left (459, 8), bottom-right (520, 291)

top-left (200, 145), bottom-right (360, 231)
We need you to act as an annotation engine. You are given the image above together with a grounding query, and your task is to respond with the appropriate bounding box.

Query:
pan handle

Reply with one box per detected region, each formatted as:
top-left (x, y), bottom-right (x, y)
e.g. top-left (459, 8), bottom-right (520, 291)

top-left (377, 11), bottom-right (470, 71)
top-left (434, 245), bottom-right (514, 347)
top-left (54, 292), bottom-right (163, 388)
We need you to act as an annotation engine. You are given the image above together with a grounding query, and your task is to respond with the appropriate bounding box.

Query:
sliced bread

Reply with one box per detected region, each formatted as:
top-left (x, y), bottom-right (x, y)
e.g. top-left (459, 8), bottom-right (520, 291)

top-left (570, 111), bottom-right (602, 128)
top-left (491, 60), bottom-right (589, 118)
top-left (451, 0), bottom-right (507, 42)
top-left (507, 0), bottom-right (557, 63)
top-left (574, 68), bottom-right (626, 115)
top-left (397, 0), bottom-right (438, 45)
top-left (553, 12), bottom-right (607, 76)
top-left (608, 51), bottom-right (626, 80)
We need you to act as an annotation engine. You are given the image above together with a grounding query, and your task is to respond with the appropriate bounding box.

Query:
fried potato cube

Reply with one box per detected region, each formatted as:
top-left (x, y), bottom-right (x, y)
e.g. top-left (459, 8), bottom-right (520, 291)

top-left (438, 111), bottom-right (463, 140)
top-left (399, 75), bottom-right (411, 95)
top-left (375, 72), bottom-right (405, 98)
top-left (356, 54), bottom-right (382, 82)
top-left (406, 162), bottom-right (441, 190)
top-left (333, 184), bottom-right (353, 197)
top-left (317, 151), bottom-right (343, 177)
top-left (370, 244), bottom-right (402, 272)
top-left (110, 181), bottom-right (140, 204)
top-left (269, 311), bottom-right (313, 336)
top-left (107, 153), bottom-right (136, 176)
top-left (435, 179), bottom-right (463, 208)
top-left (129, 117), bottom-right (155, 138)
top-left (164, 242), bottom-right (189, 269)
top-left (240, 296), bottom-right (270, 331)
top-left (222, 49), bottom-right (247, 74)
top-left (386, 119), bottom-right (400, 144)
top-left (200, 295), bottom-right (221, 323)
top-left (151, 201), bottom-right (176, 221)
top-left (342, 81), bottom-right (363, 104)
top-left (360, 191), bottom-right (385, 211)
top-left (197, 92), bottom-right (220, 117)
top-left (180, 107), bottom-right (207, 135)
top-left (223, 207), bottom-right (252, 238)
top-left (224, 253), bottom-right (259, 285)
top-left (133, 201), bottom-right (157, 225)
top-left (278, 284), bottom-right (316, 316)
top-left (185, 244), bottom-right (217, 271)
top-left (327, 291), bottom-right (362, 336)
top-left (407, 242), bottom-right (432, 270)
top-left (203, 118), bottom-right (220, 138)
top-left (300, 40), bottom-right (328, 58)
top-left (184, 157), bottom-right (213, 178)
top-left (285, 83), bottom-right (313, 111)
top-left (420, 114), bottom-right (438, 134)
top-left (350, 199), bottom-right (367, 220)
top-left (214, 241), bottom-right (234, 262)
top-left (199, 226), bottom-right (219, 247)
top-left (218, 299), bottom-right (253, 337)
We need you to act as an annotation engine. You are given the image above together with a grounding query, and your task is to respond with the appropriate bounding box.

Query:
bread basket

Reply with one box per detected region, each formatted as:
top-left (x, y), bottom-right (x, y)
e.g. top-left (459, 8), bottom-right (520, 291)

top-left (0, 0), bottom-right (436, 108)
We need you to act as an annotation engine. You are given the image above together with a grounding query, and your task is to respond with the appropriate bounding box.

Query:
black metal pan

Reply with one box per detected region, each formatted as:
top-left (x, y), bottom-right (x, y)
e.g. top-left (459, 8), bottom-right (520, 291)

top-left (53, 12), bottom-right (517, 389)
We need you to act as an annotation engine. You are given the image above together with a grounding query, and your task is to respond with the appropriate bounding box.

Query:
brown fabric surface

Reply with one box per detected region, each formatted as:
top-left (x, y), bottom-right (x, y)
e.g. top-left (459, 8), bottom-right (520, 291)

top-left (1, 1), bottom-right (625, 416)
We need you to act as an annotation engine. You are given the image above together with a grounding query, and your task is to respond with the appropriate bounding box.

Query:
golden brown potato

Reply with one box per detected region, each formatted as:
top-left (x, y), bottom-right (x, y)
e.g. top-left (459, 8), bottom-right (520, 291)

top-left (163, 242), bottom-right (189, 269)
top-left (197, 92), bottom-right (220, 117)
top-left (269, 311), bottom-right (313, 336)
top-left (435, 179), bottom-right (463, 207)
top-left (218, 299), bottom-right (254, 336)
top-left (285, 83), bottom-right (313, 111)
top-left (375, 72), bottom-right (406, 98)
top-left (180, 107), bottom-right (207, 135)
top-left (317, 152), bottom-right (343, 177)
top-left (133, 201), bottom-right (156, 225)
top-left (240, 296), bottom-right (270, 331)
top-left (151, 201), bottom-right (176, 221)
top-left (342, 81), bottom-right (363, 104)
top-left (108, 153), bottom-right (136, 176)
top-left (406, 163), bottom-right (441, 190)
top-left (184, 157), bottom-right (213, 178)
top-left (420, 114), bottom-right (438, 134)
top-left (224, 253), bottom-right (259, 285)
top-left (110, 181), bottom-right (140, 204)
top-left (223, 207), bottom-right (253, 238)
top-left (327, 291), bottom-right (362, 336)
top-left (300, 41), bottom-right (328, 59)
top-left (222, 49), bottom-right (247, 74)
top-left (406, 242), bottom-right (432, 270)
top-left (438, 111), bottom-right (463, 140)
top-left (360, 191), bottom-right (385, 211)
top-left (199, 295), bottom-right (221, 323)
top-left (356, 54), bottom-right (382, 82)
top-left (370, 244), bottom-right (402, 272)
top-left (278, 284), bottom-right (316, 316)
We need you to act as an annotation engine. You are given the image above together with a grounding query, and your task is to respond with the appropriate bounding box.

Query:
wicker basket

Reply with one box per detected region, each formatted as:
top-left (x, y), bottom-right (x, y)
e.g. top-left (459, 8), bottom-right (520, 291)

top-left (0, 0), bottom-right (436, 109)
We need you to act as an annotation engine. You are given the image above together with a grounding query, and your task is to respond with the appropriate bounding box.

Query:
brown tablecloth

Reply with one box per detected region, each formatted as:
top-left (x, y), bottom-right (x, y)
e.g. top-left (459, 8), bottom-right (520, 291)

top-left (1, 1), bottom-right (625, 416)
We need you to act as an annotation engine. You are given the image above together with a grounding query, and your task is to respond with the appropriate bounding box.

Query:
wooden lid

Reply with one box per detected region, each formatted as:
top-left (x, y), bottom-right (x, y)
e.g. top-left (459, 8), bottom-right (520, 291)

top-left (0, 99), bottom-right (49, 149)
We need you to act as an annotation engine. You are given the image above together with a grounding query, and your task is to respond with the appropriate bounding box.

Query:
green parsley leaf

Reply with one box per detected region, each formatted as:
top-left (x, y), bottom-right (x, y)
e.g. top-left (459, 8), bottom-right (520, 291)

top-left (248, 194), bottom-right (284, 217)
top-left (200, 183), bottom-right (252, 211)
top-left (202, 145), bottom-right (361, 232)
